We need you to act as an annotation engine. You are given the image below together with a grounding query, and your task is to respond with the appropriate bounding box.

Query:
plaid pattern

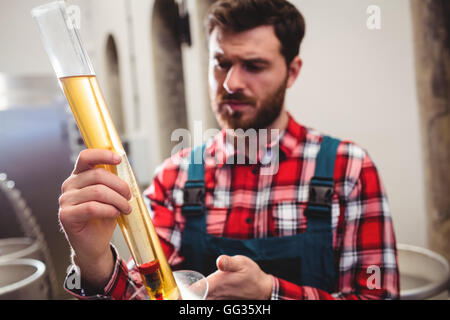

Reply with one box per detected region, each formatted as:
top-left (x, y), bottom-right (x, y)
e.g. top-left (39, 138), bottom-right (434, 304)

top-left (64, 245), bottom-right (144, 300)
top-left (64, 114), bottom-right (399, 300)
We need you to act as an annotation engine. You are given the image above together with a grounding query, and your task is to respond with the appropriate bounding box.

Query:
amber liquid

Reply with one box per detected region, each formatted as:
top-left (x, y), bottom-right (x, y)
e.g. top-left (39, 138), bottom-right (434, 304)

top-left (60, 75), bottom-right (181, 300)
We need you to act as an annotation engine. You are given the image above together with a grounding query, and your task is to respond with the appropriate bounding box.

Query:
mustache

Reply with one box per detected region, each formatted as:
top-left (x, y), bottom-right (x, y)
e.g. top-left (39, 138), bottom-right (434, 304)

top-left (218, 92), bottom-right (256, 105)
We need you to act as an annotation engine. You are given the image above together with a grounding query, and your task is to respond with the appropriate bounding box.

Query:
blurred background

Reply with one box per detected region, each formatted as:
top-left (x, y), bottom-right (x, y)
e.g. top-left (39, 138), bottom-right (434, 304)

top-left (0, 0), bottom-right (448, 299)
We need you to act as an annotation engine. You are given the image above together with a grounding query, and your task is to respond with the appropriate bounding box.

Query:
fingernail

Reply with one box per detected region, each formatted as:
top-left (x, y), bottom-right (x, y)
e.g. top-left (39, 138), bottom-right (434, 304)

top-left (216, 256), bottom-right (224, 269)
top-left (113, 153), bottom-right (121, 162)
top-left (127, 205), bottom-right (132, 214)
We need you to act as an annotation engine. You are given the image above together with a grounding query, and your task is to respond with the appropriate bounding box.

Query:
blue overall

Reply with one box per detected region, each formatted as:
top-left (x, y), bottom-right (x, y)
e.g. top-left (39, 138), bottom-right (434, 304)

top-left (179, 136), bottom-right (340, 293)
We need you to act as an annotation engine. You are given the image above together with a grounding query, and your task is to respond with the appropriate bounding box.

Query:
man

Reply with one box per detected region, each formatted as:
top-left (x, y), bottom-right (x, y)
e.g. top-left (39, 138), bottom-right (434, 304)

top-left (60, 0), bottom-right (399, 300)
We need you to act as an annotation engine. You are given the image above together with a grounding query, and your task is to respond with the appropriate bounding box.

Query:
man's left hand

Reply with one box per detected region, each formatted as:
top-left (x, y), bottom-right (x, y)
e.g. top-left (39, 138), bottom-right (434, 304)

top-left (206, 255), bottom-right (273, 300)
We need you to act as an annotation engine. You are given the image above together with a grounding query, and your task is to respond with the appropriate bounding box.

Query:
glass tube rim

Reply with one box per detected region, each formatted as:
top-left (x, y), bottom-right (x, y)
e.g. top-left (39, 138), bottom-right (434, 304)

top-left (31, 1), bottom-right (67, 19)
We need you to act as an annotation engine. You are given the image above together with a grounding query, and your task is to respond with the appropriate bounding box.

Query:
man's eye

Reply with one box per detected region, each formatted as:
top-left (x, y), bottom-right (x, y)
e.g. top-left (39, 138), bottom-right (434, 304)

top-left (244, 63), bottom-right (263, 72)
top-left (216, 61), bottom-right (231, 70)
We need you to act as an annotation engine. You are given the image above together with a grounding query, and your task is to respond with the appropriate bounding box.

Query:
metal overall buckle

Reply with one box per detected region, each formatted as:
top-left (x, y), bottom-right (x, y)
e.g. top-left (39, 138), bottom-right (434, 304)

top-left (305, 177), bottom-right (334, 218)
top-left (309, 183), bottom-right (333, 207)
top-left (182, 182), bottom-right (205, 216)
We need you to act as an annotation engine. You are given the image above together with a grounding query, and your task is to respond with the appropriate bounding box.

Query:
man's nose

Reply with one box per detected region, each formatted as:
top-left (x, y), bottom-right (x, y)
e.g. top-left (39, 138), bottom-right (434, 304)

top-left (223, 66), bottom-right (245, 94)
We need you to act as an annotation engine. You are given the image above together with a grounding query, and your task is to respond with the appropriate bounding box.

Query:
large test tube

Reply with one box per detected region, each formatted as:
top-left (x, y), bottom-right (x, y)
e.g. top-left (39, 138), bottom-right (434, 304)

top-left (31, 1), bottom-right (181, 300)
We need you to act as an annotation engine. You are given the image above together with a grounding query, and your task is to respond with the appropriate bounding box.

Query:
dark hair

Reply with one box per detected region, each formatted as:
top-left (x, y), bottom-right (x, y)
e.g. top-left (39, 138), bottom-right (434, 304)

top-left (206, 0), bottom-right (306, 65)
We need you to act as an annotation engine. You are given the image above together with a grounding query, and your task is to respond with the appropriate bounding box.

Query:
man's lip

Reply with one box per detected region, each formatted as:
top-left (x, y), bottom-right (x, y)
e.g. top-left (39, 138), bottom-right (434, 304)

top-left (221, 101), bottom-right (253, 109)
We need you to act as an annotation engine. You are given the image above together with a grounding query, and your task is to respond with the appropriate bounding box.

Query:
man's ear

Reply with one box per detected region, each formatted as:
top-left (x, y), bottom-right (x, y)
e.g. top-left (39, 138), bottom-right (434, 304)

top-left (286, 56), bottom-right (302, 89)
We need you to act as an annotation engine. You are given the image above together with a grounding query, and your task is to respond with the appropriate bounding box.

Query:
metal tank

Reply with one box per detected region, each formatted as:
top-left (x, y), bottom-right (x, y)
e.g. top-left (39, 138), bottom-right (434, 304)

top-left (0, 259), bottom-right (49, 300)
top-left (0, 73), bottom-right (76, 299)
top-left (0, 238), bottom-right (42, 263)
top-left (398, 243), bottom-right (450, 300)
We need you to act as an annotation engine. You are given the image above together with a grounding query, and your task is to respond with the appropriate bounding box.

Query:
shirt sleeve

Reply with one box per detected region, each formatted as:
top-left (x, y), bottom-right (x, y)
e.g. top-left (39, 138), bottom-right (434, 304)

top-left (271, 151), bottom-right (400, 300)
top-left (143, 159), bottom-right (185, 269)
top-left (64, 244), bottom-right (146, 300)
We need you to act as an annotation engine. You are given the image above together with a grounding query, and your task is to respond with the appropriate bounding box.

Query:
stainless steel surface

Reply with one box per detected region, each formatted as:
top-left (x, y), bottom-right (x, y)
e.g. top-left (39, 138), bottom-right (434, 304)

top-left (398, 243), bottom-right (450, 300)
top-left (0, 174), bottom-right (60, 298)
top-left (0, 259), bottom-right (49, 300)
top-left (0, 74), bottom-right (75, 299)
top-left (0, 238), bottom-right (42, 262)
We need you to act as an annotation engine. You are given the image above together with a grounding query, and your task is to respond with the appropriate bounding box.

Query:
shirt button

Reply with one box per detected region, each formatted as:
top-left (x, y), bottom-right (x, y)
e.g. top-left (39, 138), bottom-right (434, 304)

top-left (252, 166), bottom-right (259, 175)
top-left (245, 217), bottom-right (252, 224)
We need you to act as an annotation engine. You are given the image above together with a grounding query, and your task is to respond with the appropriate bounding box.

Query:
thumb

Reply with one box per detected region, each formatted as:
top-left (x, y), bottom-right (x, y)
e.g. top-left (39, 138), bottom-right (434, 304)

top-left (216, 255), bottom-right (242, 273)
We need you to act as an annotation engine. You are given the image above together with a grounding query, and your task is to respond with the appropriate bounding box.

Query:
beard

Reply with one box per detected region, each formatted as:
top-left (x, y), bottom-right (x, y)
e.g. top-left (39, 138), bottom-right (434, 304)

top-left (214, 77), bottom-right (288, 131)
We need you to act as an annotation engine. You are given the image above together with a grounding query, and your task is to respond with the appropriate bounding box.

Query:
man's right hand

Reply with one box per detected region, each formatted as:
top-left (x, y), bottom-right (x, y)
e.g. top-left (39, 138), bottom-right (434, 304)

top-left (58, 149), bottom-right (132, 290)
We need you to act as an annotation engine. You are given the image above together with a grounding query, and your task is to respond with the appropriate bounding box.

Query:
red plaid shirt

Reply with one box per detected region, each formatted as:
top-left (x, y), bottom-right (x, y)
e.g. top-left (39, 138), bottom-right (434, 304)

top-left (65, 114), bottom-right (399, 300)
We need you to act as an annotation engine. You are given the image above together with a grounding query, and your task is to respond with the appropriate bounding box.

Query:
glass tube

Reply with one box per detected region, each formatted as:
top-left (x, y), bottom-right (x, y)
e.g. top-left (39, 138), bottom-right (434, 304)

top-left (32, 1), bottom-right (181, 300)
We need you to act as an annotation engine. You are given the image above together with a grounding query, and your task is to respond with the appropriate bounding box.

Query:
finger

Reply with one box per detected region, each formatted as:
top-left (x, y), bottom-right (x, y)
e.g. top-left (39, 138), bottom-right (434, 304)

top-left (217, 255), bottom-right (242, 273)
top-left (74, 149), bottom-right (122, 174)
top-left (64, 168), bottom-right (132, 201)
top-left (205, 271), bottom-right (223, 300)
top-left (59, 201), bottom-right (121, 226)
top-left (186, 277), bottom-right (209, 298)
top-left (62, 185), bottom-right (132, 215)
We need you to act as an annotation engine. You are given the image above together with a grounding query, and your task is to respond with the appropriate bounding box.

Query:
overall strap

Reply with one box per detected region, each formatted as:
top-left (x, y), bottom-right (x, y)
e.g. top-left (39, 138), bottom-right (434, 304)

top-left (305, 136), bottom-right (341, 219)
top-left (182, 144), bottom-right (206, 216)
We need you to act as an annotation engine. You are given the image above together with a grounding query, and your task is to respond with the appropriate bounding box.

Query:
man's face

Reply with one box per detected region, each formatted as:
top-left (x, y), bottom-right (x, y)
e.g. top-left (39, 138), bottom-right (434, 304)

top-left (208, 25), bottom-right (291, 131)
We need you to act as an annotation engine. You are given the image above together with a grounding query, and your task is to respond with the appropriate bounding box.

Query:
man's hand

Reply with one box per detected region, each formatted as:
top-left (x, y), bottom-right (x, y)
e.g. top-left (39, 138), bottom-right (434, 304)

top-left (58, 149), bottom-right (132, 290)
top-left (206, 255), bottom-right (273, 300)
